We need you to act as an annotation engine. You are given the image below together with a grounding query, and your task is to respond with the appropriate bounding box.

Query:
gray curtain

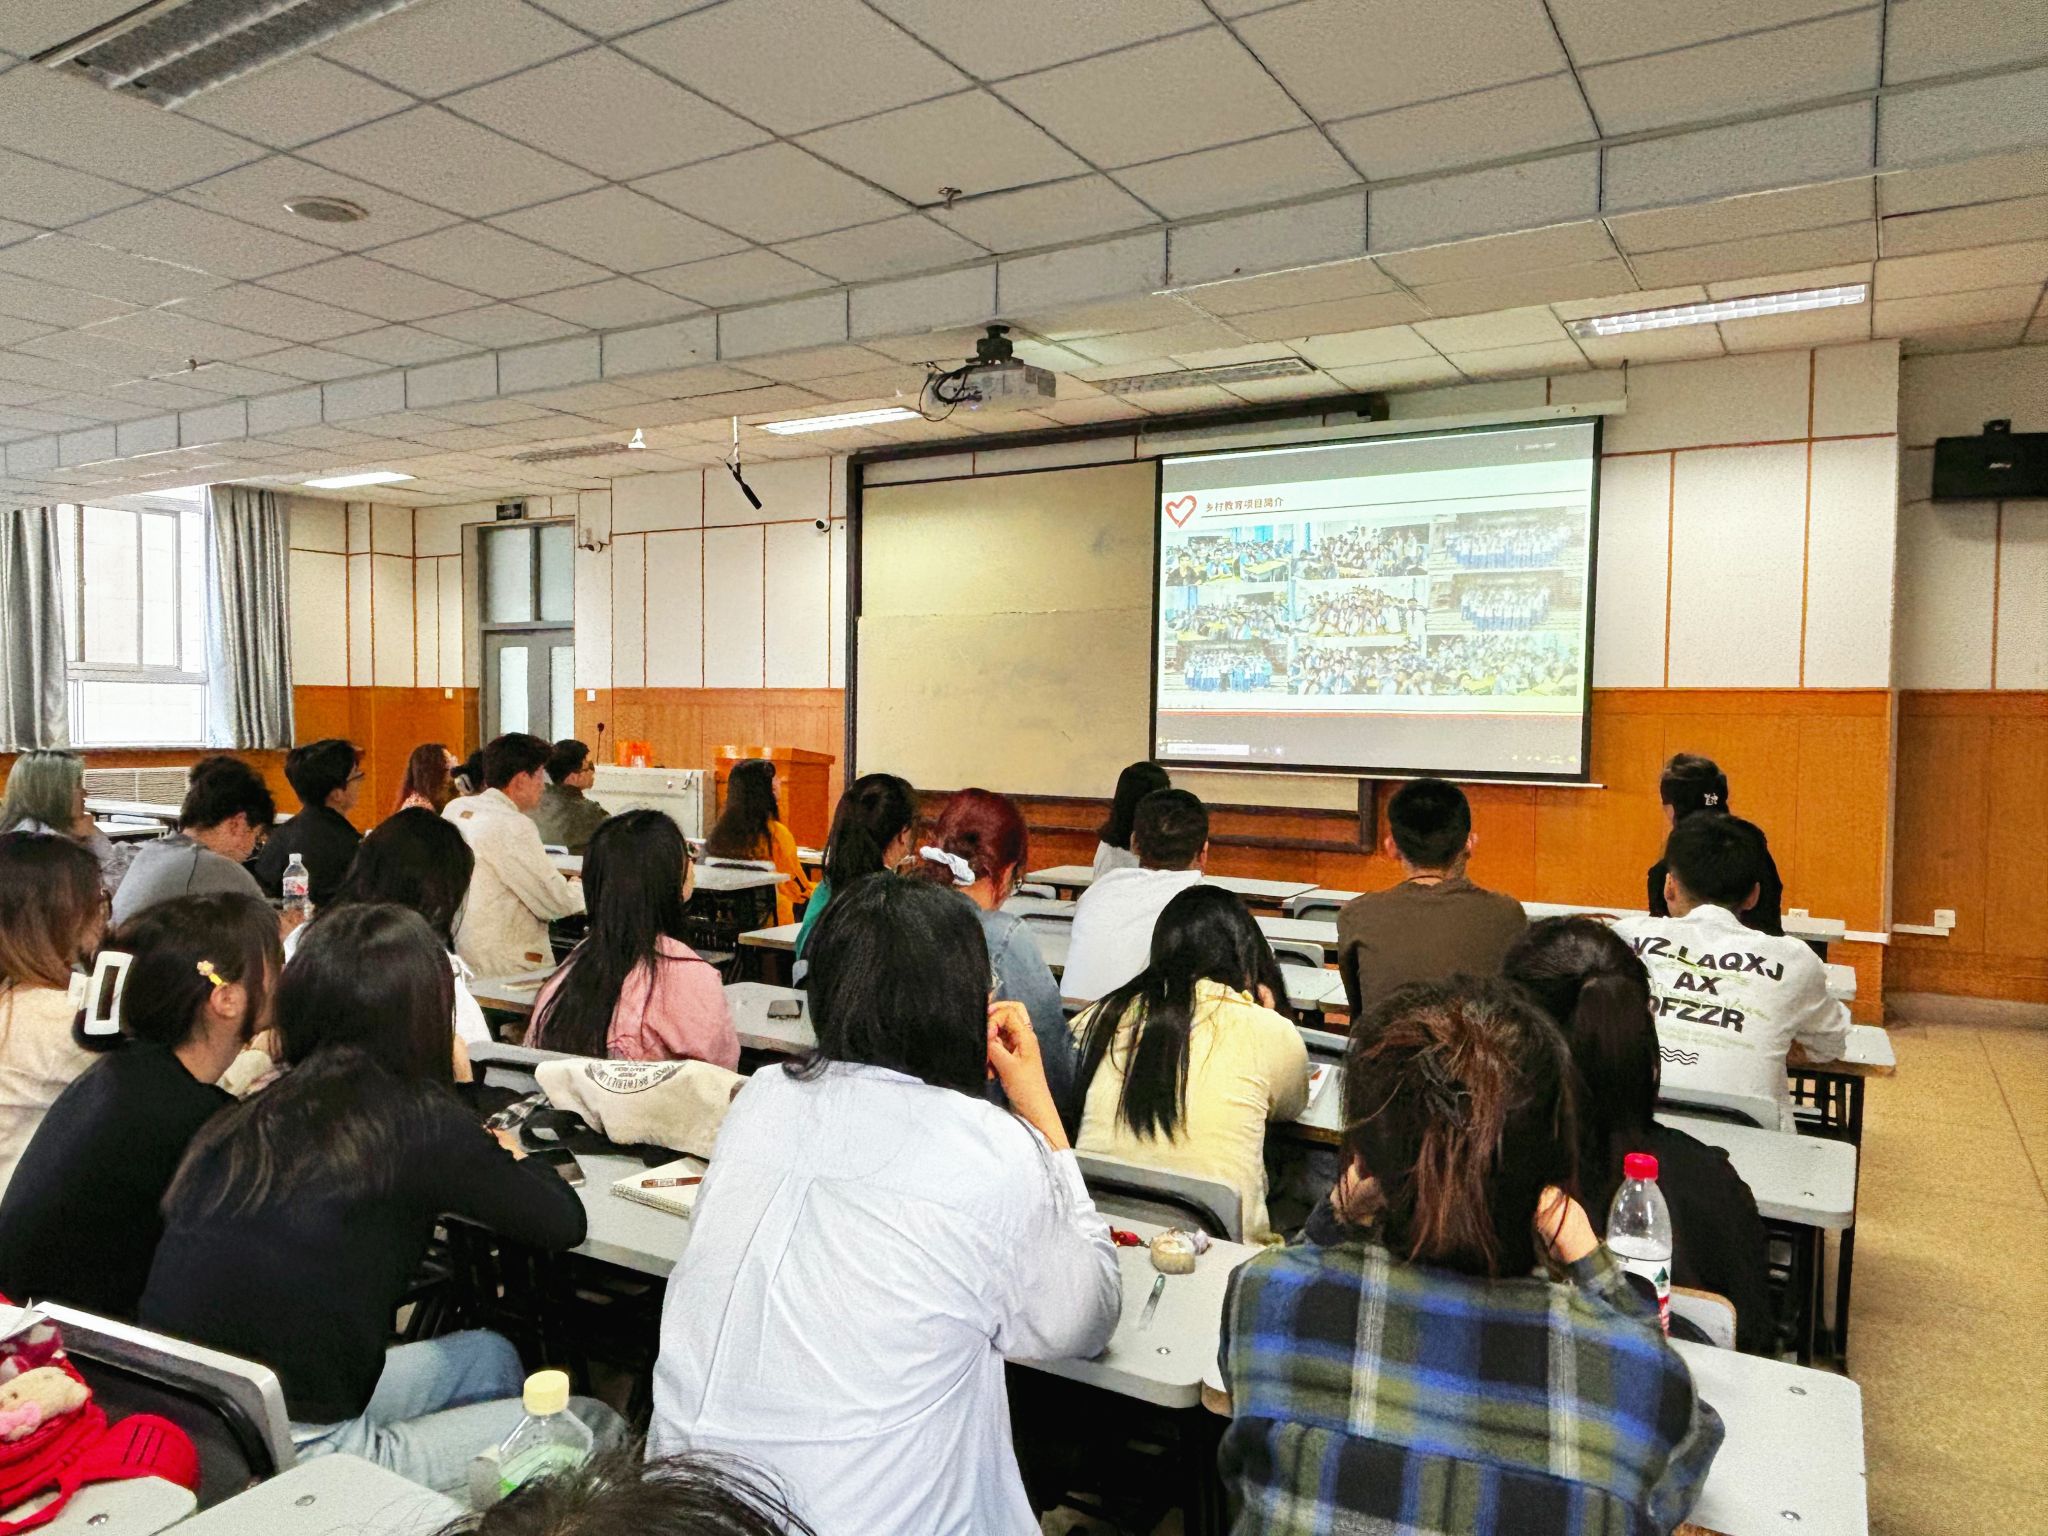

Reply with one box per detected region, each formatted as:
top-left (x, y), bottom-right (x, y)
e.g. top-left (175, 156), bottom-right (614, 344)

top-left (0, 506), bottom-right (70, 751)
top-left (206, 485), bottom-right (295, 749)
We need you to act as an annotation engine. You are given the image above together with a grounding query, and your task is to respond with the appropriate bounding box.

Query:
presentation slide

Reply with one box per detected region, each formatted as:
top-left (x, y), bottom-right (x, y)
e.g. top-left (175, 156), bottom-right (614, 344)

top-left (1153, 420), bottom-right (1598, 781)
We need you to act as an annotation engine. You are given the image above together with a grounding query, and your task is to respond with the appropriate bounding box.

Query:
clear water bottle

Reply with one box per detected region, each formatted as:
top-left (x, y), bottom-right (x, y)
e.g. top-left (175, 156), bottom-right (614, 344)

top-left (495, 1370), bottom-right (592, 1498)
top-left (1606, 1151), bottom-right (1674, 1333)
top-left (281, 853), bottom-right (312, 919)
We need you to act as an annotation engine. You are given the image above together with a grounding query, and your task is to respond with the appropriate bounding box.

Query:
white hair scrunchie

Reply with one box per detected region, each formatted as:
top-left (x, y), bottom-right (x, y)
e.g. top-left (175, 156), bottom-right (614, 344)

top-left (920, 845), bottom-right (976, 887)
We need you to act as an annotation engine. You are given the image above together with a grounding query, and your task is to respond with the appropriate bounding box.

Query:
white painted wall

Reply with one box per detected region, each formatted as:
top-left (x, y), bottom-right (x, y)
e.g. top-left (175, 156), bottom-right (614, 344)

top-left (286, 495), bottom-right (467, 691)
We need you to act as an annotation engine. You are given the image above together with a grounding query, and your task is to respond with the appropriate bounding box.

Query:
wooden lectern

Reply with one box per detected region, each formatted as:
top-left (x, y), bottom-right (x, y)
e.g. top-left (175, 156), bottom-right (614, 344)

top-left (712, 746), bottom-right (835, 849)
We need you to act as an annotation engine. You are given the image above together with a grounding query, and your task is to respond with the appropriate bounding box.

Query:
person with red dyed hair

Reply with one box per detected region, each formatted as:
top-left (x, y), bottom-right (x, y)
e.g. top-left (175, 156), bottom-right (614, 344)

top-left (907, 788), bottom-right (1074, 1117)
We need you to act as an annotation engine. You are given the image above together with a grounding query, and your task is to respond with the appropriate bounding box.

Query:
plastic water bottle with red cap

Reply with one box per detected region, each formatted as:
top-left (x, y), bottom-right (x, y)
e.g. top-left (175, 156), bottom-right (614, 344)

top-left (1606, 1151), bottom-right (1673, 1333)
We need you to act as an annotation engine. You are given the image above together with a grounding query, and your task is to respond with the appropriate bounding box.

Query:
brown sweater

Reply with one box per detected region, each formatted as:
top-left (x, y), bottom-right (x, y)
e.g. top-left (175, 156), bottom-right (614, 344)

top-left (1336, 875), bottom-right (1528, 1017)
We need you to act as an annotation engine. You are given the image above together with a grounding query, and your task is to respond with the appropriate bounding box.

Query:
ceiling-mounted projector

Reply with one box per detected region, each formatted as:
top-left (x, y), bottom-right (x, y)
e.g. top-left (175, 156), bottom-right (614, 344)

top-left (924, 325), bottom-right (1056, 413)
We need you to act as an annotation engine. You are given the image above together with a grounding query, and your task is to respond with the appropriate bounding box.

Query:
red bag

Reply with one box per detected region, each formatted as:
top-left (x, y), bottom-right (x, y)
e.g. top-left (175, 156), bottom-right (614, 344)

top-left (0, 1306), bottom-right (197, 1534)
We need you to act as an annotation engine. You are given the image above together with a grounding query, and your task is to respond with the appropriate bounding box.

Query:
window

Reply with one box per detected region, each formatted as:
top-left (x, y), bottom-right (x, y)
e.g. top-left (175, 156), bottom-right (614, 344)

top-left (56, 489), bottom-right (210, 746)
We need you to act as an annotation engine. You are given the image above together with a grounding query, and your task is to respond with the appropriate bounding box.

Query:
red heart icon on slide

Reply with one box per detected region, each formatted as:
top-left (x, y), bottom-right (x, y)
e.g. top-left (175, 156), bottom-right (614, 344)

top-left (1164, 495), bottom-right (1198, 527)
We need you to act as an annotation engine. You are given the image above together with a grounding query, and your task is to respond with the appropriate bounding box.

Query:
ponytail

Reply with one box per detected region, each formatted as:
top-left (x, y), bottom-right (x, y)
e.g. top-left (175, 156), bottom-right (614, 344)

top-left (821, 774), bottom-right (916, 888)
top-left (82, 893), bottom-right (280, 1055)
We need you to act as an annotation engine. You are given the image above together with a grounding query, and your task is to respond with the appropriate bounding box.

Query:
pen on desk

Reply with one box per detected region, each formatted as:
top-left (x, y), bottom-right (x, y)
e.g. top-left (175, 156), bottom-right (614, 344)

top-left (1138, 1274), bottom-right (1166, 1330)
top-left (641, 1176), bottom-right (703, 1189)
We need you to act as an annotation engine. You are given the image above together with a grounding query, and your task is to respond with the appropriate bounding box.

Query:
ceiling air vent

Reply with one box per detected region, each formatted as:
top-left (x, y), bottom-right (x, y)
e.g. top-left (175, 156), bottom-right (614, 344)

top-left (39, 0), bottom-right (429, 108)
top-left (509, 442), bottom-right (637, 465)
top-left (1090, 356), bottom-right (1318, 396)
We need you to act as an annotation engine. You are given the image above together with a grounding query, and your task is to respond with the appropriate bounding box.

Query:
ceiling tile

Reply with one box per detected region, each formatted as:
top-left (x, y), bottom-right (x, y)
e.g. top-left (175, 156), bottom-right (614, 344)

top-left (68, 200), bottom-right (334, 281)
top-left (931, 177), bottom-right (1158, 251)
top-left (0, 0), bottom-right (145, 55)
top-left (1442, 338), bottom-right (1586, 378)
top-left (774, 216), bottom-right (983, 282)
top-left (1376, 152), bottom-right (1599, 251)
top-left (1874, 285), bottom-right (2044, 333)
top-left (1376, 223), bottom-right (1617, 287)
top-left (1876, 239), bottom-right (2048, 299)
top-left (1414, 305), bottom-right (1570, 350)
top-left (526, 0), bottom-right (716, 34)
top-left (235, 346), bottom-right (385, 383)
top-left (1629, 222), bottom-right (1879, 286)
top-left (376, 225), bottom-right (608, 300)
top-left (177, 56), bottom-right (410, 149)
top-left (319, 0), bottom-right (584, 96)
top-left (634, 145), bottom-right (903, 244)
top-left (1899, 318), bottom-right (2032, 353)
top-left (738, 345), bottom-right (898, 384)
top-left (1884, 0), bottom-right (2048, 84)
top-left (493, 185), bottom-right (748, 273)
top-left (1292, 324), bottom-right (1438, 369)
top-left (618, 0), bottom-right (966, 135)
top-left (0, 235), bottom-right (226, 305)
top-left (15, 328), bottom-right (181, 380)
top-left (174, 157), bottom-right (462, 252)
top-left (1184, 258), bottom-right (1393, 317)
top-left (0, 222), bottom-right (36, 250)
top-left (1877, 147), bottom-right (2048, 214)
top-left (1703, 261), bottom-right (1872, 298)
top-left (1068, 320), bottom-right (1249, 368)
top-left (865, 0), bottom-right (1210, 77)
top-left (83, 307), bottom-right (282, 363)
top-left (1325, 75), bottom-right (1594, 182)
top-left (1881, 195), bottom-right (2048, 258)
top-left (1607, 179), bottom-right (1874, 255)
top-left (1545, 0), bottom-right (1854, 67)
top-left (264, 256), bottom-right (489, 322)
top-left (326, 326), bottom-right (479, 366)
top-left (0, 274), bottom-right (136, 329)
top-left (1111, 129), bottom-right (1357, 220)
top-left (0, 67), bottom-right (260, 193)
top-left (1235, 0), bottom-right (1568, 120)
top-left (0, 148), bottom-right (145, 230)
top-left (1551, 283), bottom-right (1707, 320)
top-left (1225, 290), bottom-right (1429, 341)
top-left (800, 91), bottom-right (1088, 202)
top-left (1412, 259), bottom-right (1637, 318)
top-left (416, 306), bottom-right (586, 348)
top-left (523, 279), bottom-right (702, 329)
top-left (165, 360), bottom-right (303, 397)
top-left (447, 48), bottom-right (767, 181)
top-left (1573, 324), bottom-right (1727, 365)
top-left (1715, 304), bottom-right (1870, 351)
top-left (170, 285), bottom-right (378, 344)
top-left (1579, 10), bottom-right (1882, 136)
top-left (299, 108), bottom-right (601, 219)
top-left (995, 28), bottom-right (1305, 168)
top-left (639, 249), bottom-right (834, 307)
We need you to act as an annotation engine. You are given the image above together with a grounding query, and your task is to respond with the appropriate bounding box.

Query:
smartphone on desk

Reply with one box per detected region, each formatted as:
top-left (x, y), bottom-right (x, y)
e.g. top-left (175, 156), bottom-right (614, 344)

top-left (766, 998), bottom-right (803, 1019)
top-left (526, 1146), bottom-right (585, 1187)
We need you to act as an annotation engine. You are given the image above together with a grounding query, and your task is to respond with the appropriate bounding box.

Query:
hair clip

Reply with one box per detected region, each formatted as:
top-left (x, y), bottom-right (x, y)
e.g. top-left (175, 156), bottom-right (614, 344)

top-left (196, 959), bottom-right (227, 990)
top-left (1702, 791), bottom-right (1720, 806)
top-left (919, 845), bottom-right (976, 887)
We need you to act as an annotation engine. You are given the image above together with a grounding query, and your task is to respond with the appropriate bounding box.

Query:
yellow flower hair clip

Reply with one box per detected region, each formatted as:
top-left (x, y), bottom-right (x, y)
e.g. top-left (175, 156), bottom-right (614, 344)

top-left (196, 960), bottom-right (226, 990)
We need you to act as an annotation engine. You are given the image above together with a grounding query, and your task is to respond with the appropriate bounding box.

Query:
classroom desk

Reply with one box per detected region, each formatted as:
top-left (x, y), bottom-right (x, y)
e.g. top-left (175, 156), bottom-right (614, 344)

top-left (1297, 889), bottom-right (1849, 950)
top-left (82, 797), bottom-right (181, 825)
top-left (23, 1477), bottom-right (193, 1535)
top-left (725, 981), bottom-right (816, 1054)
top-left (1026, 866), bottom-right (1317, 907)
top-left (1674, 1340), bottom-right (1867, 1536)
top-left (469, 967), bottom-right (555, 1017)
top-left (696, 865), bottom-right (789, 894)
top-left (96, 820), bottom-right (168, 842)
top-left (171, 1454), bottom-right (463, 1536)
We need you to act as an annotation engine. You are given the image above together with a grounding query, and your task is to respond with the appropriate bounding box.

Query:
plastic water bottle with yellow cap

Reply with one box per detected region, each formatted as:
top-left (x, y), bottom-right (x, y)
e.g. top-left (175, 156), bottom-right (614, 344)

top-left (494, 1370), bottom-right (593, 1498)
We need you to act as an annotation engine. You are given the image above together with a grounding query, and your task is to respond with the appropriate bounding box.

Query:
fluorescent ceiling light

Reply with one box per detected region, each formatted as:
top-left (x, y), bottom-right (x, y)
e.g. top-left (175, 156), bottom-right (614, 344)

top-left (760, 407), bottom-right (921, 435)
top-left (1567, 284), bottom-right (1867, 338)
top-left (303, 470), bottom-right (414, 489)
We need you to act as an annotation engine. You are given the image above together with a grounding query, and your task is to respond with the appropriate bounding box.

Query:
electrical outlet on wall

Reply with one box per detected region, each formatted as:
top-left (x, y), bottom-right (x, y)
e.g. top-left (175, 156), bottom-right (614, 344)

top-left (1934, 909), bottom-right (1956, 930)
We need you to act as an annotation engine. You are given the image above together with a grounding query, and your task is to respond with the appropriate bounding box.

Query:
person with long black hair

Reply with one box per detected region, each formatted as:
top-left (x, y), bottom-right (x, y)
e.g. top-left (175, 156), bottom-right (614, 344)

top-left (1090, 761), bottom-right (1170, 881)
top-left (0, 893), bottom-right (278, 1318)
top-left (527, 811), bottom-right (735, 1066)
top-left (1504, 917), bottom-right (1773, 1352)
top-left (703, 759), bottom-right (813, 926)
top-left (1645, 753), bottom-right (1784, 935)
top-left (1071, 884), bottom-right (1308, 1241)
top-left (791, 773), bottom-right (916, 958)
top-left (140, 905), bottom-right (619, 1495)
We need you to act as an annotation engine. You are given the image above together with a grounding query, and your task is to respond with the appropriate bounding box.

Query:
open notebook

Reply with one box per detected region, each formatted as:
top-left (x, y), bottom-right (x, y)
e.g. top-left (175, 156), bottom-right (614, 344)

top-left (610, 1158), bottom-right (705, 1218)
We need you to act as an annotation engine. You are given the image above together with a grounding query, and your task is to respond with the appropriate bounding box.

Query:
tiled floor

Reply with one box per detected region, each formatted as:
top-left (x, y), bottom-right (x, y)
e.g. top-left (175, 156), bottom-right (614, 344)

top-left (1852, 1015), bottom-right (2048, 1536)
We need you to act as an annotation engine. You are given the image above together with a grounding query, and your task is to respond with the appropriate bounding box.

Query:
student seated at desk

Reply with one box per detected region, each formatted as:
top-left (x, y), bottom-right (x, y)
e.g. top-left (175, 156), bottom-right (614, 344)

top-left (1336, 776), bottom-right (1526, 1018)
top-left (791, 772), bottom-right (916, 959)
top-left (434, 1448), bottom-right (815, 1536)
top-left (0, 833), bottom-right (108, 1204)
top-left (530, 739), bottom-right (610, 855)
top-left (111, 756), bottom-right (275, 926)
top-left (252, 738), bottom-right (365, 908)
top-left (140, 905), bottom-right (621, 1495)
top-left (0, 893), bottom-right (278, 1319)
top-left (0, 747), bottom-right (136, 895)
top-left (1090, 760), bottom-right (1170, 881)
top-left (1616, 816), bottom-right (1847, 1132)
top-left (447, 733), bottom-right (586, 977)
top-left (1220, 978), bottom-right (1722, 1534)
top-left (1072, 885), bottom-right (1308, 1242)
top-left (907, 788), bottom-right (1073, 1114)
top-left (649, 876), bottom-right (1119, 1535)
top-left (704, 759), bottom-right (814, 927)
top-left (1647, 754), bottom-right (1784, 937)
top-left (1060, 787), bottom-right (1209, 1001)
top-left (296, 809), bottom-right (491, 1047)
top-left (393, 742), bottom-right (461, 816)
top-left (527, 810), bottom-right (735, 1068)
top-left (1505, 917), bottom-right (1774, 1353)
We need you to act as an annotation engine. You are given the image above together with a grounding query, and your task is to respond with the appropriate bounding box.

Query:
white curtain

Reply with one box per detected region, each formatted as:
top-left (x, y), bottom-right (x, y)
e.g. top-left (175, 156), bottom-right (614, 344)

top-left (205, 485), bottom-right (295, 749)
top-left (0, 506), bottom-right (70, 751)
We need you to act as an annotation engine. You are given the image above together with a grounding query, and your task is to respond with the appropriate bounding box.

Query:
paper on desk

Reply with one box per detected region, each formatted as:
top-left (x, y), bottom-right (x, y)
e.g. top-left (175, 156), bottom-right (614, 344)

top-left (1306, 1064), bottom-right (1332, 1105)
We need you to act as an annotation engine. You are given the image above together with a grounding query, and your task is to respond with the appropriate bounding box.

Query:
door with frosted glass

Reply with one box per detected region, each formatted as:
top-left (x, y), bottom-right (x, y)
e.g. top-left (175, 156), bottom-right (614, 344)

top-left (479, 522), bottom-right (577, 744)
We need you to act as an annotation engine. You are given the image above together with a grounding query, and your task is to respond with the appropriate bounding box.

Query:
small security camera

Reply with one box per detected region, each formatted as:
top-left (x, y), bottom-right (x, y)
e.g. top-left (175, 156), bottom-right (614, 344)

top-left (813, 517), bottom-right (829, 532)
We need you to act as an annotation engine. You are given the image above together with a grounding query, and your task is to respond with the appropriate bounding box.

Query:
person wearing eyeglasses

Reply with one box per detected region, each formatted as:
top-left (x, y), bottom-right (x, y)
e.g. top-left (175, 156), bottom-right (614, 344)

top-left (253, 738), bottom-right (366, 908)
top-left (111, 757), bottom-right (276, 926)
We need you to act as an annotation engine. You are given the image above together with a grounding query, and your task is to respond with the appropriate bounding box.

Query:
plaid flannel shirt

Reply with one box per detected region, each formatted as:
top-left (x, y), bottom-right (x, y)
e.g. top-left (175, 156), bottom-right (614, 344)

top-left (1220, 1202), bottom-right (1722, 1535)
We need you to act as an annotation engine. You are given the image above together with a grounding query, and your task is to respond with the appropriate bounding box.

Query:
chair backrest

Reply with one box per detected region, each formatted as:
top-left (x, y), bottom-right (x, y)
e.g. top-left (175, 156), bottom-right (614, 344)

top-left (1285, 893), bottom-right (1349, 923)
top-left (1656, 1085), bottom-right (1781, 1131)
top-left (1076, 1152), bottom-right (1243, 1241)
top-left (1299, 1026), bottom-right (1349, 1061)
top-left (1267, 939), bottom-right (1326, 969)
top-left (470, 1038), bottom-right (577, 1094)
top-left (36, 1303), bottom-right (294, 1506)
top-left (1671, 1287), bottom-right (1737, 1349)
top-left (1015, 882), bottom-right (1057, 900)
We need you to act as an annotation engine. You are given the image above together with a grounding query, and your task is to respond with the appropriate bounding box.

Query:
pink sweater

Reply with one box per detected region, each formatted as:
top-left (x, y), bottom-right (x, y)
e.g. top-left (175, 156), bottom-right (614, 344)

top-left (530, 936), bottom-right (739, 1069)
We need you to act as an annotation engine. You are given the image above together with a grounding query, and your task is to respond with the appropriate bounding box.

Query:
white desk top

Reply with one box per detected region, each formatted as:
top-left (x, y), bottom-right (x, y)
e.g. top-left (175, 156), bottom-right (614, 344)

top-left (82, 797), bottom-right (181, 823)
top-left (26, 1477), bottom-right (193, 1535)
top-left (547, 851), bottom-right (582, 874)
top-left (1673, 1340), bottom-right (1866, 1536)
top-left (725, 981), bottom-right (815, 1054)
top-left (738, 923), bottom-right (802, 952)
top-left (695, 865), bottom-right (790, 894)
top-left (469, 967), bottom-right (554, 1017)
top-left (1305, 890), bottom-right (1850, 948)
top-left (1820, 1023), bottom-right (1895, 1074)
top-left (1658, 1113), bottom-right (1858, 1230)
top-left (1027, 866), bottom-right (1318, 903)
top-left (173, 1455), bottom-right (461, 1535)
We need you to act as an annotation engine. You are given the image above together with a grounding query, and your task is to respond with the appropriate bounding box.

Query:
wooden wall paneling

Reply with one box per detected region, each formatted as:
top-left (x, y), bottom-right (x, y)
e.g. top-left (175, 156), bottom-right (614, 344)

top-left (1984, 710), bottom-right (2048, 965)
top-left (1791, 700), bottom-right (1894, 934)
top-left (1892, 696), bottom-right (1994, 954)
